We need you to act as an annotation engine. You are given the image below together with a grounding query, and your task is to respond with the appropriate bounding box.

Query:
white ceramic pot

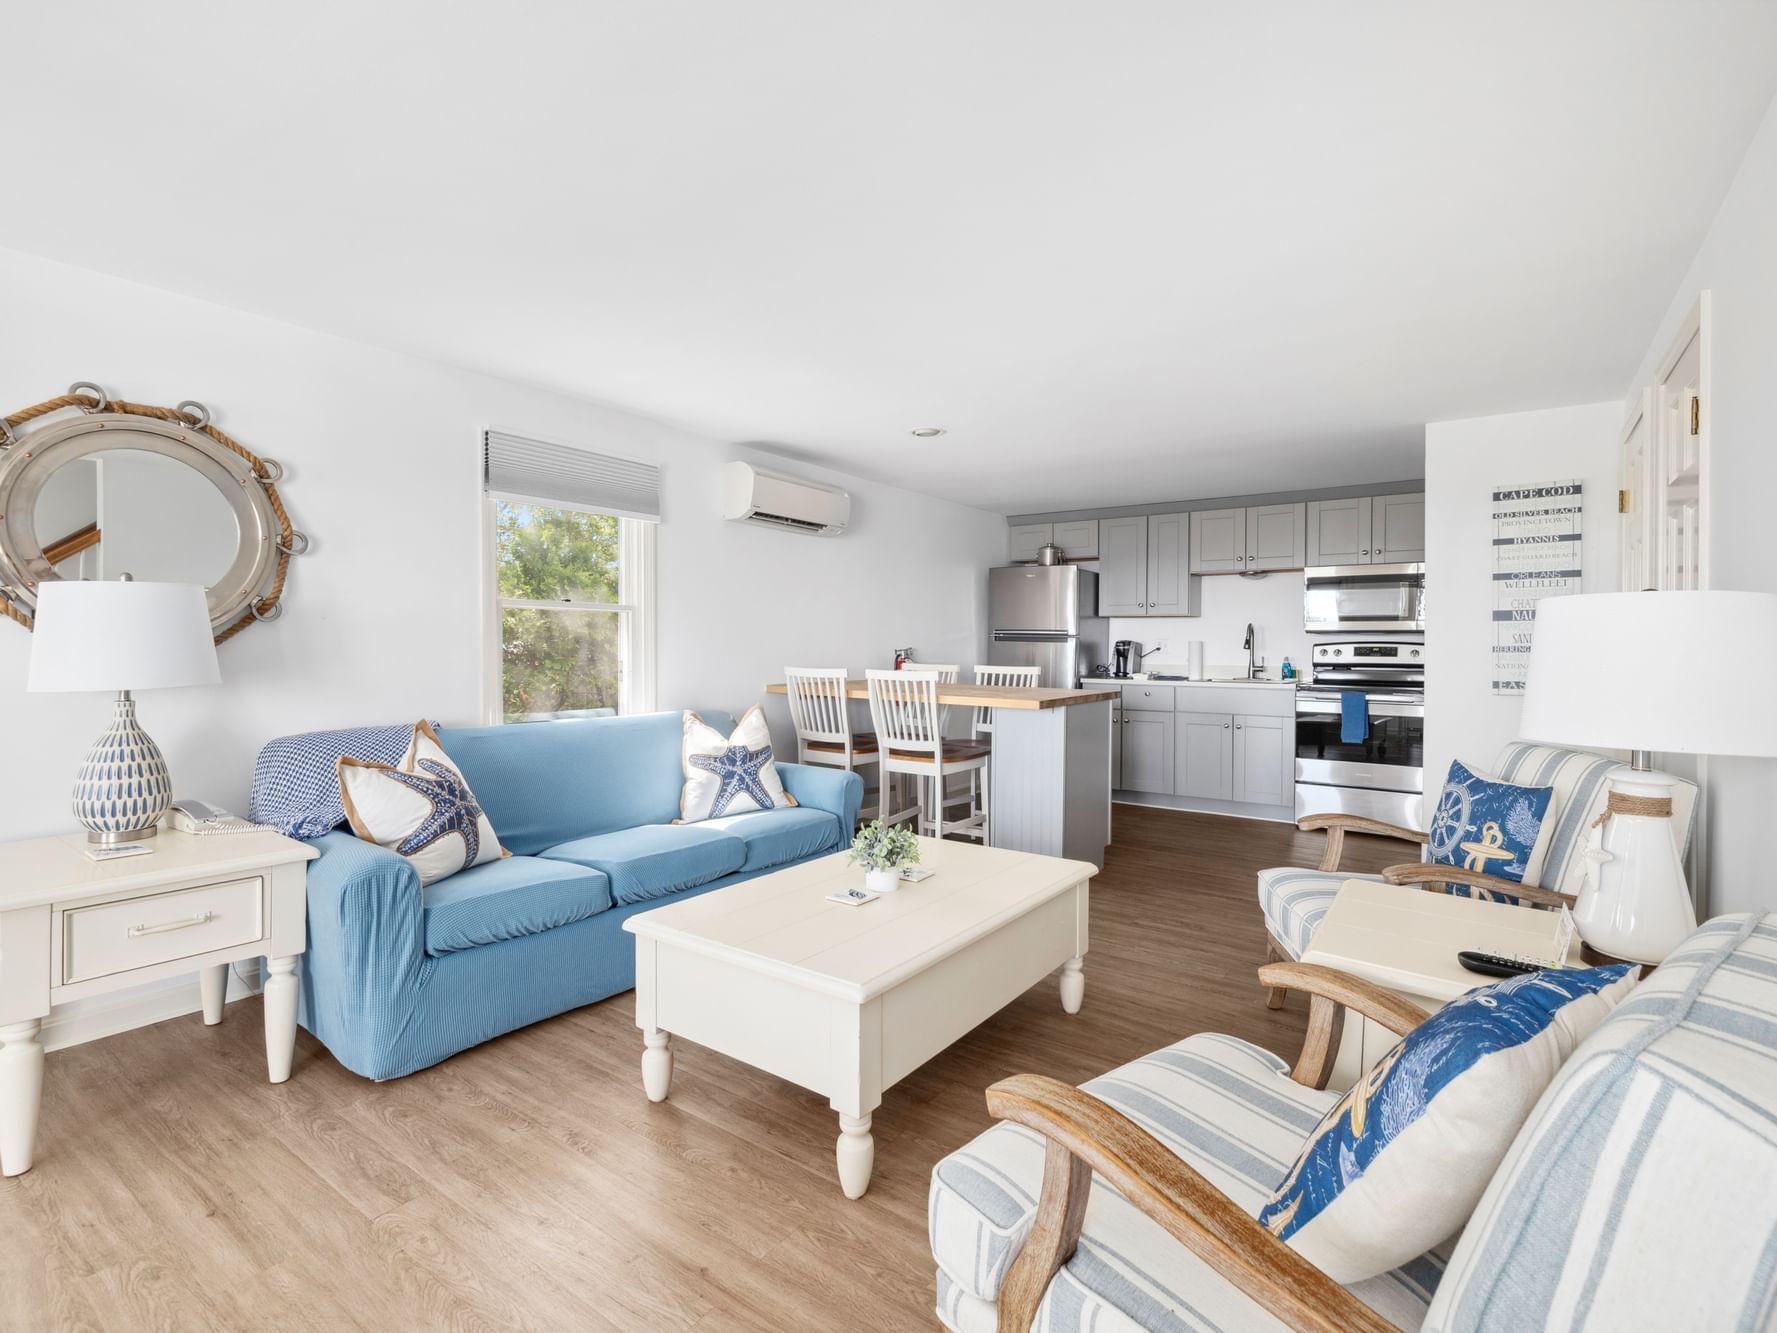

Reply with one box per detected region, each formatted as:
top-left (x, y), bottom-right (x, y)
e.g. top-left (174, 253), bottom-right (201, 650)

top-left (865, 867), bottom-right (900, 895)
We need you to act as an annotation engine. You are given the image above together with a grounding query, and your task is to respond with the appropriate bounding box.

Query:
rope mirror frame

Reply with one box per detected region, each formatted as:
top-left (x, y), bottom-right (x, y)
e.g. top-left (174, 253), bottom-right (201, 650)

top-left (0, 384), bottom-right (307, 643)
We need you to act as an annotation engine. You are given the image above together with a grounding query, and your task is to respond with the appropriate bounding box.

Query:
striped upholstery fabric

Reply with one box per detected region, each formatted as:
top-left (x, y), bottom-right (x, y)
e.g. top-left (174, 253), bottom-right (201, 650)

top-left (930, 1033), bottom-right (1447, 1332)
top-left (1259, 744), bottom-right (1698, 962)
top-left (1258, 867), bottom-right (1384, 959)
top-left (1426, 913), bottom-right (1777, 1331)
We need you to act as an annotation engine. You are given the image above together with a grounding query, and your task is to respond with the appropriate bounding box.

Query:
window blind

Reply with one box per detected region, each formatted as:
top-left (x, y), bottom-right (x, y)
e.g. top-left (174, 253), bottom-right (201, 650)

top-left (482, 428), bottom-right (661, 521)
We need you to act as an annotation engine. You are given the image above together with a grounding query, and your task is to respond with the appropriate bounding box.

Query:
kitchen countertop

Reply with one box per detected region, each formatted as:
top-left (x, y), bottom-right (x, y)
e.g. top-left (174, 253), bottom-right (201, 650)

top-left (765, 681), bottom-right (1119, 710)
top-left (1084, 676), bottom-right (1298, 689)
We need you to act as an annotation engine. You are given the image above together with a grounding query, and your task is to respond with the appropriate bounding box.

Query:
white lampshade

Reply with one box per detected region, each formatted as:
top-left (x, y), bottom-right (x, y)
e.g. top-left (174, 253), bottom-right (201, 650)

top-left (1520, 590), bottom-right (1777, 756)
top-left (27, 580), bottom-right (220, 693)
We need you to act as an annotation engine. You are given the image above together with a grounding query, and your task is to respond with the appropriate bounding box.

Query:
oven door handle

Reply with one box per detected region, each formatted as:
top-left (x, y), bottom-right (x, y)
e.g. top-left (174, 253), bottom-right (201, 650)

top-left (1296, 701), bottom-right (1424, 719)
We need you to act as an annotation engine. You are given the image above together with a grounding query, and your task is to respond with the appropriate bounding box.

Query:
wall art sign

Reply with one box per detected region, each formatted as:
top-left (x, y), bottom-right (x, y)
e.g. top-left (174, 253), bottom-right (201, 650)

top-left (1491, 480), bottom-right (1582, 695)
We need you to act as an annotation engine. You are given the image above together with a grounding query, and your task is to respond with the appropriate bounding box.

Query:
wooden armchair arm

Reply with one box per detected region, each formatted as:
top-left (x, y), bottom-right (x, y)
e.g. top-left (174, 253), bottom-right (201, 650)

top-left (1379, 863), bottom-right (1571, 910)
top-left (986, 1075), bottom-right (1396, 1333)
top-left (1256, 961), bottom-right (1426, 1089)
top-left (1297, 813), bottom-right (1428, 872)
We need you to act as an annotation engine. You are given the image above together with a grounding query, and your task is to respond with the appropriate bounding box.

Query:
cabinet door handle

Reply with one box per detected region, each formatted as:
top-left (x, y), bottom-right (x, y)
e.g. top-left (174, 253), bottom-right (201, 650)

top-left (1235, 723), bottom-right (1243, 730)
top-left (1362, 549), bottom-right (1371, 556)
top-left (1222, 722), bottom-right (1230, 729)
top-left (128, 911), bottom-right (214, 938)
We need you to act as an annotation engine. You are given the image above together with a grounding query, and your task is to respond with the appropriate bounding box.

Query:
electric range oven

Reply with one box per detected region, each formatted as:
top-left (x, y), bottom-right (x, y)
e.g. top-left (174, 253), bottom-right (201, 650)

top-left (1294, 639), bottom-right (1426, 828)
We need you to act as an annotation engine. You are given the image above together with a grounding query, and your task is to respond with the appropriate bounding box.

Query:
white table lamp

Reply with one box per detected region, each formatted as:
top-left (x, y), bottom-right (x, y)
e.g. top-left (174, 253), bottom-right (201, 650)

top-left (1520, 590), bottom-right (1777, 963)
top-left (26, 577), bottom-right (220, 843)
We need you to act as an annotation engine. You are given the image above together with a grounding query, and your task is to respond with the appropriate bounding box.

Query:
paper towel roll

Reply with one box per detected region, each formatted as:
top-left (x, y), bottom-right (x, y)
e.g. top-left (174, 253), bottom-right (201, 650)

top-left (1187, 641), bottom-right (1205, 681)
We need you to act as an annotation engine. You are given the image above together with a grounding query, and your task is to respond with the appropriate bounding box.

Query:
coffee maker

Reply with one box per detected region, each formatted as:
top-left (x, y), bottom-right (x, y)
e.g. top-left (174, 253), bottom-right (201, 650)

top-left (1113, 640), bottom-right (1141, 677)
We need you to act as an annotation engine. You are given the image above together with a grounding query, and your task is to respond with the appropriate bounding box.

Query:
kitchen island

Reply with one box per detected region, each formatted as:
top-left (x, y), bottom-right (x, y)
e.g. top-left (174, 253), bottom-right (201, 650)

top-left (764, 681), bottom-right (1117, 868)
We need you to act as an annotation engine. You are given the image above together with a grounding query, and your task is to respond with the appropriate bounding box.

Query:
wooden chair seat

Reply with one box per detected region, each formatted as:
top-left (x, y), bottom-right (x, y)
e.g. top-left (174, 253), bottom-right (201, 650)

top-left (886, 740), bottom-right (991, 764)
top-left (805, 731), bottom-right (879, 754)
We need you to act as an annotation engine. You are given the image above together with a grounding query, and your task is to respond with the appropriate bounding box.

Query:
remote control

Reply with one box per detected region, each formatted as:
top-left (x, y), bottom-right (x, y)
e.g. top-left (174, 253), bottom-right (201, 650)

top-left (1457, 950), bottom-right (1544, 979)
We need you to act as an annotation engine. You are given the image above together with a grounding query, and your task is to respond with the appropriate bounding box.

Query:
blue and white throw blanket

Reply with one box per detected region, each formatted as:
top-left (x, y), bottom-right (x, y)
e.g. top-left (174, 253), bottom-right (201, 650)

top-left (249, 722), bottom-right (434, 839)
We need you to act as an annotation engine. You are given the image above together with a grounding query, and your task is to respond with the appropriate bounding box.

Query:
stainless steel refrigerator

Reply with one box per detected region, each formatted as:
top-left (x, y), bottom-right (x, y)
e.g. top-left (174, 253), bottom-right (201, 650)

top-left (988, 566), bottom-right (1109, 687)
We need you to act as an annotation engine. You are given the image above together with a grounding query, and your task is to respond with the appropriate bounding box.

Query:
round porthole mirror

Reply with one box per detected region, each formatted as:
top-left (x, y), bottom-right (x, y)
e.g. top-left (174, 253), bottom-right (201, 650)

top-left (0, 391), bottom-right (305, 640)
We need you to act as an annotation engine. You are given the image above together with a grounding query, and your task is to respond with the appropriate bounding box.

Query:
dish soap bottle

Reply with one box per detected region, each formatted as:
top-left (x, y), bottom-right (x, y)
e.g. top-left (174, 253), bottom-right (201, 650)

top-left (1280, 658), bottom-right (1295, 681)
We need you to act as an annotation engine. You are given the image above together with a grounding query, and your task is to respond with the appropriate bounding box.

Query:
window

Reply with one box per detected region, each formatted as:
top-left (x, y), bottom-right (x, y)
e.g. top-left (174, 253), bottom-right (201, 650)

top-left (481, 430), bottom-right (658, 722)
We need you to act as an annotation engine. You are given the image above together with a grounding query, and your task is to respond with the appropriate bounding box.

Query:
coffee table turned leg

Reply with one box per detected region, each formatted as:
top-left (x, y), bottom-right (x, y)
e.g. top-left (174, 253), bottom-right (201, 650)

top-left (1060, 956), bottom-right (1085, 1014)
top-left (642, 1029), bottom-right (673, 1102)
top-left (836, 1113), bottom-right (874, 1199)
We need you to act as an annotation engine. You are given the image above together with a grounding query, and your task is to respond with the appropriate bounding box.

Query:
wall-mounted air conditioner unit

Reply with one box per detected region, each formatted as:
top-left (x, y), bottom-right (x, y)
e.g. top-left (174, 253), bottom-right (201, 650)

top-left (721, 460), bottom-right (850, 536)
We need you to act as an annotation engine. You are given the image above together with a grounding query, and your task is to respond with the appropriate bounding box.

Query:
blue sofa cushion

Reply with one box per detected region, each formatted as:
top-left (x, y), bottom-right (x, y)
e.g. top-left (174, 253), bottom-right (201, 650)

top-left (541, 823), bottom-right (746, 906)
top-left (438, 709), bottom-right (736, 855)
top-left (698, 807), bottom-right (842, 872)
top-left (421, 855), bottom-right (613, 957)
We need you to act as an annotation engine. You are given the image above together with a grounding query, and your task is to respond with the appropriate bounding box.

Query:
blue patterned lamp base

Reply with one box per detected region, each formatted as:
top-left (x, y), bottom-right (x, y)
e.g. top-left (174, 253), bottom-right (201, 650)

top-left (73, 692), bottom-right (173, 845)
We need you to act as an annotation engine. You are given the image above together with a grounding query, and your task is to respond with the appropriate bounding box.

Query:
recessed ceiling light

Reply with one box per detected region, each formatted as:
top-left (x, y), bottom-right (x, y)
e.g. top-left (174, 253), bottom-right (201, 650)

top-left (910, 427), bottom-right (946, 438)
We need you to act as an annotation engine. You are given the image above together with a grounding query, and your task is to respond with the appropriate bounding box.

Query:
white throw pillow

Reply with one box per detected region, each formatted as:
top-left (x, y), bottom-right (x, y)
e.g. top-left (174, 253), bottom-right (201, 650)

top-left (1257, 964), bottom-right (1639, 1282)
top-left (337, 721), bottom-right (507, 885)
top-left (679, 705), bottom-right (797, 822)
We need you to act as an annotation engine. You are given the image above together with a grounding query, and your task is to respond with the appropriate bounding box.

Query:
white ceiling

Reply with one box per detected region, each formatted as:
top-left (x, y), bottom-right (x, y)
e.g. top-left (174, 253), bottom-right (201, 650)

top-left (6, 3), bottom-right (1776, 514)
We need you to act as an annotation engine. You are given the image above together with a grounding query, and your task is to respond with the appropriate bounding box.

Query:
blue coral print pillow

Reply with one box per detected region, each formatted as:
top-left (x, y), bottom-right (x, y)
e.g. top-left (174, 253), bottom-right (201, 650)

top-left (1257, 965), bottom-right (1637, 1282)
top-left (1426, 758), bottom-right (1555, 891)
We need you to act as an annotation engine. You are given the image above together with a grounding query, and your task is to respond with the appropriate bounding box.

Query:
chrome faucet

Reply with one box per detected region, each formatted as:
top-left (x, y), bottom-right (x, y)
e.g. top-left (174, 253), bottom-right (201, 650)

top-left (1243, 623), bottom-right (1258, 679)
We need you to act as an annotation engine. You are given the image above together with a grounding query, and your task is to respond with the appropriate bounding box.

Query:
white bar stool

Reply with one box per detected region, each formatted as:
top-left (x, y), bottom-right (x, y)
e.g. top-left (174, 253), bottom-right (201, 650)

top-left (865, 670), bottom-right (987, 841)
top-left (785, 667), bottom-right (880, 822)
top-left (968, 664), bottom-right (1040, 833)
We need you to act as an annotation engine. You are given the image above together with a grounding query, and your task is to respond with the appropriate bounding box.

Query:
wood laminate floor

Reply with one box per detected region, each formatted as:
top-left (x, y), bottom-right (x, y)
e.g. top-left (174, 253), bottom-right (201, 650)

top-left (0, 807), bottom-right (1414, 1332)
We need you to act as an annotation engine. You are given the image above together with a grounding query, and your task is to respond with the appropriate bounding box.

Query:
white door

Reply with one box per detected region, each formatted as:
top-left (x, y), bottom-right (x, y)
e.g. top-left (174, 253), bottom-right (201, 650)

top-left (1618, 388), bottom-right (1655, 591)
top-left (1656, 319), bottom-right (1705, 591)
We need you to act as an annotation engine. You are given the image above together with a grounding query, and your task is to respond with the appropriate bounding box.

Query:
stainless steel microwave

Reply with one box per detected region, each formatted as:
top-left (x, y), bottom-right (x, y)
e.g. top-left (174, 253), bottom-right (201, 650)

top-left (1303, 563), bottom-right (1426, 632)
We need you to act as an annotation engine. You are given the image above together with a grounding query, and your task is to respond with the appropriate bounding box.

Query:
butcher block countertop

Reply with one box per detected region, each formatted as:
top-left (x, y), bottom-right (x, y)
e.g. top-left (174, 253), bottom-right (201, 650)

top-left (764, 681), bottom-right (1119, 710)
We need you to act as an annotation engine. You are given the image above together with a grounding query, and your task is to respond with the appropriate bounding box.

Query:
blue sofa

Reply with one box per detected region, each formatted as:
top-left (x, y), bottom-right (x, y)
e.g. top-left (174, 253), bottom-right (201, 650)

top-left (291, 710), bottom-right (863, 1080)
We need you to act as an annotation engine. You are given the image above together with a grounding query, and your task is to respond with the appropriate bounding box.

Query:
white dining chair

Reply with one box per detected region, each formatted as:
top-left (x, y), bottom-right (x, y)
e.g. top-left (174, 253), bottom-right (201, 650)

top-left (968, 664), bottom-right (1040, 835)
top-left (785, 667), bottom-right (880, 820)
top-left (865, 669), bottom-right (988, 841)
top-left (902, 661), bottom-right (961, 735)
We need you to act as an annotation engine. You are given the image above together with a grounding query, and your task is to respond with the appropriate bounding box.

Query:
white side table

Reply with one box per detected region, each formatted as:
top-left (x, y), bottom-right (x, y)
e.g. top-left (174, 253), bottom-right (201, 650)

top-left (1302, 878), bottom-right (1582, 1089)
top-left (0, 826), bottom-right (317, 1175)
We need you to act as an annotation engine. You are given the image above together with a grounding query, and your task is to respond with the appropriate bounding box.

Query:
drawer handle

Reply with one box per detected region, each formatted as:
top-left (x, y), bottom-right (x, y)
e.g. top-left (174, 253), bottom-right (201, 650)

top-left (128, 911), bottom-right (215, 938)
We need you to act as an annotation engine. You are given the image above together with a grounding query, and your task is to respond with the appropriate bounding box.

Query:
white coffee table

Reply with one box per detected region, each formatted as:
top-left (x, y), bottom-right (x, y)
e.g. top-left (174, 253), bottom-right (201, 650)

top-left (623, 837), bottom-right (1093, 1198)
top-left (1302, 878), bottom-right (1583, 1087)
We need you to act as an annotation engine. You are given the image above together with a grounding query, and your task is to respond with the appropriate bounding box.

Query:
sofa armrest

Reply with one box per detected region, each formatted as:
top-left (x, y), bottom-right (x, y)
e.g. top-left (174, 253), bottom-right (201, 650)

top-left (986, 1075), bottom-right (1395, 1333)
top-left (300, 831), bottom-right (427, 1012)
top-left (777, 762), bottom-right (863, 835)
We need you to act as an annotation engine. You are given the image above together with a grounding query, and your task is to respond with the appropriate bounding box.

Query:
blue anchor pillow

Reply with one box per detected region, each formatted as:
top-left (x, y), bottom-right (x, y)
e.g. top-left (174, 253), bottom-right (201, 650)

top-left (678, 705), bottom-right (798, 823)
top-left (1258, 964), bottom-right (1638, 1282)
top-left (1426, 758), bottom-right (1556, 888)
top-left (337, 721), bottom-right (508, 885)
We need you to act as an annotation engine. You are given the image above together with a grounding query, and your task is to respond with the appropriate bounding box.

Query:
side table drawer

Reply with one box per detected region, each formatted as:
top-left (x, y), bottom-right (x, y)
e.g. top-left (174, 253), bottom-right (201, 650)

top-left (62, 876), bottom-right (265, 984)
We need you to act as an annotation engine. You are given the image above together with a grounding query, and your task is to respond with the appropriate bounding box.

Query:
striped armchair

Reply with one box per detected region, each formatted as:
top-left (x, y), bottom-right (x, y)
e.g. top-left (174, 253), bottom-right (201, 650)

top-left (931, 913), bottom-right (1776, 1331)
top-left (1257, 743), bottom-right (1697, 1008)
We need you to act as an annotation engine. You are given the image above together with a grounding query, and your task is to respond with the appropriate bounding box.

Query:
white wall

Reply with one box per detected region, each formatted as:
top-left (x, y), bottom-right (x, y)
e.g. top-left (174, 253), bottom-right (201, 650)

top-left (1423, 401), bottom-right (1622, 792)
top-left (1628, 92), bottom-right (1777, 915)
top-left (1109, 572), bottom-right (1313, 679)
top-left (0, 246), bottom-right (1001, 1041)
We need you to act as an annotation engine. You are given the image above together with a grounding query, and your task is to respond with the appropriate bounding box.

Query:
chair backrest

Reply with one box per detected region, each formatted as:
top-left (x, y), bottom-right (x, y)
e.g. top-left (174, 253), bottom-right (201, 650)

top-left (1476, 742), bottom-right (1699, 896)
top-left (784, 667), bottom-right (856, 754)
top-left (1426, 912), bottom-right (1777, 1330)
top-left (904, 662), bottom-right (960, 683)
top-left (866, 669), bottom-right (942, 760)
top-left (971, 664), bottom-right (1041, 735)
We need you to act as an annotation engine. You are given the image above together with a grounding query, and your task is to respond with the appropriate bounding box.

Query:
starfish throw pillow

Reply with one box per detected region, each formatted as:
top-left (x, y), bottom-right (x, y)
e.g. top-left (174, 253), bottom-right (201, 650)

top-left (337, 721), bottom-right (508, 885)
top-left (678, 706), bottom-right (797, 822)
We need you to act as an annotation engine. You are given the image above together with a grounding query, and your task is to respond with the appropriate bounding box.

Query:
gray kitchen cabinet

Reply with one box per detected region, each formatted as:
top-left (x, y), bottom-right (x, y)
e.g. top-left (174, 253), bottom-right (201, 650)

top-left (1373, 493), bottom-right (1426, 563)
top-left (1232, 713), bottom-right (1290, 805)
top-left (1119, 708), bottom-right (1174, 793)
top-left (1188, 508), bottom-right (1245, 574)
top-left (1306, 497), bottom-right (1372, 566)
top-left (1175, 711), bottom-right (1234, 801)
top-left (1244, 502), bottom-right (1307, 571)
top-left (1052, 519), bottom-right (1099, 561)
top-left (1144, 511), bottom-right (1200, 616)
top-left (1098, 516), bottom-right (1149, 615)
top-left (1008, 523), bottom-right (1053, 562)
top-left (1110, 704), bottom-right (1123, 790)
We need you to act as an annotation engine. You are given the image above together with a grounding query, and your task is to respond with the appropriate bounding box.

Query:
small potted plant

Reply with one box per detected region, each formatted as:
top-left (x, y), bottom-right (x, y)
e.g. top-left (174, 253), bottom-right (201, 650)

top-left (848, 819), bottom-right (920, 894)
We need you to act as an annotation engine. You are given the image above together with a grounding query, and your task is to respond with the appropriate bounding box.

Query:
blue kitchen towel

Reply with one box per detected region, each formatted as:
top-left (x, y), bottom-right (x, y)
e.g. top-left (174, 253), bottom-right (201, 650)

top-left (1340, 690), bottom-right (1369, 744)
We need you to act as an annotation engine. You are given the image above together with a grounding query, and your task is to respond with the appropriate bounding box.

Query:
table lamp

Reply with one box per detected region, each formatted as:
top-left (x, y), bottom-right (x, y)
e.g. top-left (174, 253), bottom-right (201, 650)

top-left (26, 576), bottom-right (220, 844)
top-left (1519, 590), bottom-right (1777, 964)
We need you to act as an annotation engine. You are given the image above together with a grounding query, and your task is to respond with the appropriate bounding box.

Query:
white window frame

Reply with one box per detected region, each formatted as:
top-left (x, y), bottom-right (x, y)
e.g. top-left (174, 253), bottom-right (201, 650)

top-left (481, 492), bottom-right (656, 723)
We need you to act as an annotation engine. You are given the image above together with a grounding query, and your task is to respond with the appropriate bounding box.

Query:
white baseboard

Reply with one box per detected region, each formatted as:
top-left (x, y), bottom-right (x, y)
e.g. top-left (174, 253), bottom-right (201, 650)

top-left (40, 964), bottom-right (264, 1054)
